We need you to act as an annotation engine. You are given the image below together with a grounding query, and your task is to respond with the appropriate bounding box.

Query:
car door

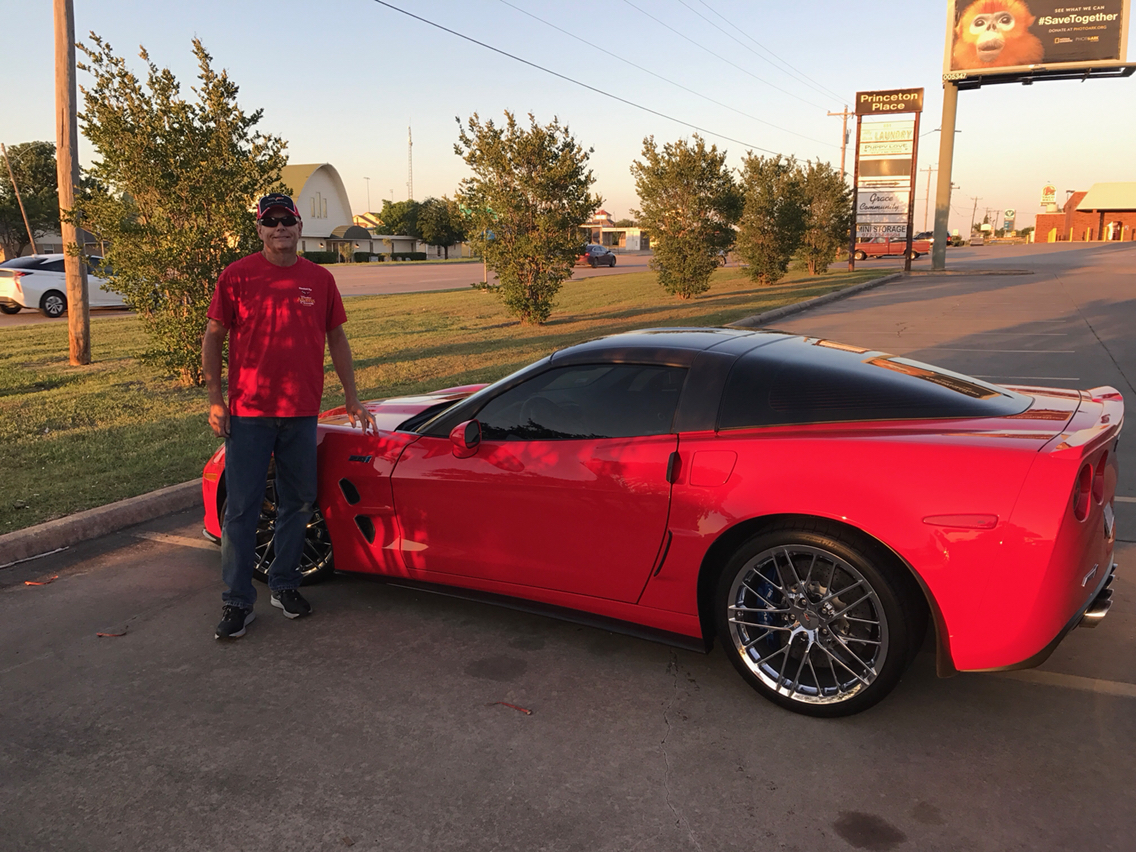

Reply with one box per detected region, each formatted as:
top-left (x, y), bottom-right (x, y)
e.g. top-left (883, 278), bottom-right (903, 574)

top-left (390, 363), bottom-right (685, 602)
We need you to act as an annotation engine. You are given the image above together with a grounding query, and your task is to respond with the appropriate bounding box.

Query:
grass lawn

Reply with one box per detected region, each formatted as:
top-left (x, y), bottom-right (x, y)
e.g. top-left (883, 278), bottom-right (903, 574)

top-left (0, 265), bottom-right (882, 535)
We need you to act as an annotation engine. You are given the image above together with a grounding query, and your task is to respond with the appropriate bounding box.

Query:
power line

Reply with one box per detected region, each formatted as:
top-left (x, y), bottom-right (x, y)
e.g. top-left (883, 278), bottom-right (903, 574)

top-left (679, 0), bottom-right (846, 104)
top-left (618, 0), bottom-right (828, 111)
top-left (495, 0), bottom-right (835, 149)
top-left (368, 0), bottom-right (780, 154)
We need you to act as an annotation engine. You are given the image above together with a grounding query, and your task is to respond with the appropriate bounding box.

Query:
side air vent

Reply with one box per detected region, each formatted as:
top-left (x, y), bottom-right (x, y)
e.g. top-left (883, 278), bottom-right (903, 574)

top-left (339, 479), bottom-right (361, 505)
top-left (355, 515), bottom-right (376, 543)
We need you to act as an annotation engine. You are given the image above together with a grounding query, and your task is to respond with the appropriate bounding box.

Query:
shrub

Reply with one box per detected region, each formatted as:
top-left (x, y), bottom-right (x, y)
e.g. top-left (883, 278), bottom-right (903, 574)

top-left (300, 251), bottom-right (337, 264)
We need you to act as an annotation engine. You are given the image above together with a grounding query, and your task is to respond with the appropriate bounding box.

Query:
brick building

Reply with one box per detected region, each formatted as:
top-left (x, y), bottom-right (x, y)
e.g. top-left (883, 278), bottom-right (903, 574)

top-left (1034, 183), bottom-right (1136, 242)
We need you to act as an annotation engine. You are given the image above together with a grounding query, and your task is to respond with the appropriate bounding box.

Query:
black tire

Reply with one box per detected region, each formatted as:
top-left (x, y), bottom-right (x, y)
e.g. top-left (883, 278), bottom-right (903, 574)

top-left (0, 304), bottom-right (20, 315)
top-left (220, 461), bottom-right (335, 585)
top-left (40, 290), bottom-right (67, 318)
top-left (853, 250), bottom-right (867, 261)
top-left (609, 256), bottom-right (616, 267)
top-left (588, 258), bottom-right (597, 268)
top-left (713, 522), bottom-right (925, 717)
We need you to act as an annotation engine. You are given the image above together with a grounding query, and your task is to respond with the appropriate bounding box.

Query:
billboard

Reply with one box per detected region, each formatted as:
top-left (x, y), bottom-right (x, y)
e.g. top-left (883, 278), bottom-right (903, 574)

top-left (943, 0), bottom-right (1131, 78)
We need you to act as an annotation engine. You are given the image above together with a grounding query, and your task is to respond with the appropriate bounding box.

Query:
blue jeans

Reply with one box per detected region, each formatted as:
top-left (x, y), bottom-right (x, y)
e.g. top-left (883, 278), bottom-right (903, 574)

top-left (220, 416), bottom-right (318, 609)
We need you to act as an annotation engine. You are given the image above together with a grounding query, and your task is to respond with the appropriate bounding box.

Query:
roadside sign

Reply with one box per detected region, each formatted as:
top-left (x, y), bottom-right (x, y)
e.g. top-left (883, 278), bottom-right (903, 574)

top-left (850, 93), bottom-right (924, 272)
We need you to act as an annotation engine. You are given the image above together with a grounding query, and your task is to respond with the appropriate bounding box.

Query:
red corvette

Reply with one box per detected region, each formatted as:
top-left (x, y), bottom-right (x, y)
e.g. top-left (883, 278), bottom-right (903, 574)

top-left (201, 328), bottom-right (1122, 716)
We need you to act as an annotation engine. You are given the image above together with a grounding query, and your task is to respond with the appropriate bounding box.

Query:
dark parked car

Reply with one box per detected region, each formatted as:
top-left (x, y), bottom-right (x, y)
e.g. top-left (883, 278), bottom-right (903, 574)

top-left (577, 244), bottom-right (617, 267)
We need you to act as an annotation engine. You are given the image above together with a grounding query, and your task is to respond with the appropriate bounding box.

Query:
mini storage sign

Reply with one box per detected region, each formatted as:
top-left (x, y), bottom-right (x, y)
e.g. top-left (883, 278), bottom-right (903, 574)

top-left (856, 88), bottom-right (925, 115)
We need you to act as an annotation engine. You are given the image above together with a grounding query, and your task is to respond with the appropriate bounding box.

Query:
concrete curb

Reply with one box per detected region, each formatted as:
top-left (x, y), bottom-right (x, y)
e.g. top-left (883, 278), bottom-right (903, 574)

top-left (0, 480), bottom-right (202, 570)
top-left (728, 272), bottom-right (904, 329)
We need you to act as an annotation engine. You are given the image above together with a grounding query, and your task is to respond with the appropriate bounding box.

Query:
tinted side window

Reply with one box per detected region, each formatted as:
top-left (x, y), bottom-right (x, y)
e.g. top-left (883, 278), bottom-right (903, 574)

top-left (39, 260), bottom-right (67, 273)
top-left (476, 364), bottom-right (687, 440)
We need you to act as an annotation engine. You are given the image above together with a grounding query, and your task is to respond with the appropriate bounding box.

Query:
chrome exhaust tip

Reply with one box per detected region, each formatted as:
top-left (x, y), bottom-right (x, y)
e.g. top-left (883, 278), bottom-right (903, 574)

top-left (1079, 568), bottom-right (1116, 629)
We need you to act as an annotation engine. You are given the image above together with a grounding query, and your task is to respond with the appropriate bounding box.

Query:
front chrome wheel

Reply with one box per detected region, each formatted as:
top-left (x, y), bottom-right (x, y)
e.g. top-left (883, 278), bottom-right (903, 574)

top-left (250, 468), bottom-right (334, 584)
top-left (716, 526), bottom-right (920, 717)
top-left (221, 463), bottom-right (335, 585)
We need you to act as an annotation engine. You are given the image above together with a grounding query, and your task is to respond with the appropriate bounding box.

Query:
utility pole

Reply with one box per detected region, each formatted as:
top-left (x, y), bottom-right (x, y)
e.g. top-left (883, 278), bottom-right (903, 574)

top-left (407, 125), bottom-right (413, 201)
top-left (969, 196), bottom-right (982, 237)
top-left (1, 144), bottom-right (38, 255)
top-left (827, 106), bottom-right (852, 180)
top-left (54, 0), bottom-right (89, 365)
top-left (921, 166), bottom-right (937, 232)
top-left (364, 176), bottom-right (371, 212)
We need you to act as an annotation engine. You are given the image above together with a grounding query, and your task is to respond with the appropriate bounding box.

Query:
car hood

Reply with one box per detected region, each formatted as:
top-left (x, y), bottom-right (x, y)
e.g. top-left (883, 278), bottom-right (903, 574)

top-left (318, 384), bottom-right (488, 432)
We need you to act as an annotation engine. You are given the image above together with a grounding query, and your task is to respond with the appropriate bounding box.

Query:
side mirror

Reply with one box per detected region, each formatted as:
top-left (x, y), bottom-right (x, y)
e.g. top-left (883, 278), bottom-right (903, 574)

top-left (449, 419), bottom-right (482, 459)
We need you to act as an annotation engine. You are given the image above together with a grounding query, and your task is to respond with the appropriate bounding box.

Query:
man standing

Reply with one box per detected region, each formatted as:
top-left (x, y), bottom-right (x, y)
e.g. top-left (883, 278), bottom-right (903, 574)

top-left (202, 193), bottom-right (376, 639)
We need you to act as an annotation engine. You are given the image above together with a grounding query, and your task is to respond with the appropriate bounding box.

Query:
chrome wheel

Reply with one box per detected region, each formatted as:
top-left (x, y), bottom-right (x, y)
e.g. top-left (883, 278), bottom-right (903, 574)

top-left (251, 471), bottom-right (334, 583)
top-left (727, 544), bottom-right (888, 706)
top-left (716, 525), bottom-right (922, 716)
top-left (220, 465), bottom-right (335, 585)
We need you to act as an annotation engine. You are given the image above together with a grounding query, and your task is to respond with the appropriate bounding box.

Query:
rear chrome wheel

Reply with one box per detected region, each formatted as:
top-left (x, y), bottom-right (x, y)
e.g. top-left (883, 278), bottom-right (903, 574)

top-left (853, 250), bottom-right (867, 261)
top-left (715, 525), bottom-right (921, 716)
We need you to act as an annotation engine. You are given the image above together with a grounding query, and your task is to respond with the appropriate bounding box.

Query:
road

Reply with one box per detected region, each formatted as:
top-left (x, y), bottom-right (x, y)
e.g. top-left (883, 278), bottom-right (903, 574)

top-left (0, 253), bottom-right (654, 328)
top-left (3, 242), bottom-right (1135, 851)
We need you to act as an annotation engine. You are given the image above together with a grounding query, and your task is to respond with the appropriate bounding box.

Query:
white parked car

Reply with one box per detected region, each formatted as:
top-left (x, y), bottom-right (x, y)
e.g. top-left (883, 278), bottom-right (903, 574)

top-left (0, 254), bottom-right (125, 318)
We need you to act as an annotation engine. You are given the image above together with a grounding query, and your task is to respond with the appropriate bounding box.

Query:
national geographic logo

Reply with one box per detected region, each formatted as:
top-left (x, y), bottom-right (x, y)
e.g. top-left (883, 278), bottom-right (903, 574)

top-left (855, 88), bottom-right (925, 115)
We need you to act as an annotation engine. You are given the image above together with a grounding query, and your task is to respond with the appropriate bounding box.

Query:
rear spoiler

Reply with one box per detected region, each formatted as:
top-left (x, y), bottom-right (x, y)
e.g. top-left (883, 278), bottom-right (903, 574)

top-left (1045, 386), bottom-right (1124, 453)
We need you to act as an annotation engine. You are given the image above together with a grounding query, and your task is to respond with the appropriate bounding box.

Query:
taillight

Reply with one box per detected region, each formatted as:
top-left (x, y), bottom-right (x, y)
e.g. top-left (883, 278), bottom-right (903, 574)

top-left (1072, 463), bottom-right (1092, 521)
top-left (1093, 450), bottom-right (1108, 504)
top-left (11, 271), bottom-right (25, 294)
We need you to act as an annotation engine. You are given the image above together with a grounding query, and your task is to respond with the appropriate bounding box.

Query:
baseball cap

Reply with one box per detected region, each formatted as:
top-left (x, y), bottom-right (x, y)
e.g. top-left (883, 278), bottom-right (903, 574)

top-left (256, 193), bottom-right (301, 220)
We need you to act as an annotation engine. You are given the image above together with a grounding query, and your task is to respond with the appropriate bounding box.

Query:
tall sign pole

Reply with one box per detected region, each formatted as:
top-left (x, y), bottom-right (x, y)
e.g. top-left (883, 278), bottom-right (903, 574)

top-left (930, 81), bottom-right (958, 270)
top-left (54, 0), bottom-right (90, 365)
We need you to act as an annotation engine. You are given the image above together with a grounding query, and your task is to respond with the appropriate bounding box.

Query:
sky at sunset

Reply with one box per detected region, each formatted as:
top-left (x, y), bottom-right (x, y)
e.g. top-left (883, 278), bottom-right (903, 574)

top-left (5, 1), bottom-right (1134, 236)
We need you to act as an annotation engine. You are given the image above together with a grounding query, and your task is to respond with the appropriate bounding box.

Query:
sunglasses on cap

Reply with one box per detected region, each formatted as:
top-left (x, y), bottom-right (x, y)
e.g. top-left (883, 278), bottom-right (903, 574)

top-left (259, 215), bottom-right (298, 228)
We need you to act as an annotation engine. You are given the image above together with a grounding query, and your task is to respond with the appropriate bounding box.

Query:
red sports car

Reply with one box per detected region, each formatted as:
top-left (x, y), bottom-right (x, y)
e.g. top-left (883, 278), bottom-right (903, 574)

top-left (202, 328), bottom-right (1122, 716)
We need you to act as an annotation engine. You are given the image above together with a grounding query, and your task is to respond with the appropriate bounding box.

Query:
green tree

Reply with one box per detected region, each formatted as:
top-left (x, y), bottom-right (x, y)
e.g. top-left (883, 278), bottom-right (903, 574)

top-left (0, 141), bottom-right (60, 259)
top-left (797, 160), bottom-right (851, 275)
top-left (417, 196), bottom-right (465, 257)
top-left (455, 111), bottom-right (599, 324)
top-left (74, 35), bottom-right (287, 384)
top-left (735, 153), bottom-right (806, 285)
top-left (630, 135), bottom-right (741, 300)
top-left (612, 217), bottom-right (637, 227)
top-left (376, 199), bottom-right (421, 237)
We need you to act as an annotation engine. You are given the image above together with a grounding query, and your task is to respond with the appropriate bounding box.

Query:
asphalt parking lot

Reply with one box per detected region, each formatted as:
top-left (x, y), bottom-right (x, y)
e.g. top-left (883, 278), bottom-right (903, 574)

top-left (3, 242), bottom-right (1135, 851)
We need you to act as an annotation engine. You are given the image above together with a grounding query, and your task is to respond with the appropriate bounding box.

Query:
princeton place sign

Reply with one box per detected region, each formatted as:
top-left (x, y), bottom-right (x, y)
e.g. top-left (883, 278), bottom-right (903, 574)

top-left (855, 88), bottom-right (925, 115)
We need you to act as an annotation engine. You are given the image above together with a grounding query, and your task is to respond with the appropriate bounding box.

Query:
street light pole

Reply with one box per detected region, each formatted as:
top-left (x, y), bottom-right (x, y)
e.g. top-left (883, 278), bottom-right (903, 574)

top-left (364, 176), bottom-right (371, 212)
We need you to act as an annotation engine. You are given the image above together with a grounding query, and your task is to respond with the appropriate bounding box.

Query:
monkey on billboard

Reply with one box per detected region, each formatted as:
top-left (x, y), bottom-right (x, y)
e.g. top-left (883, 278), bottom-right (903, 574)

top-left (951, 0), bottom-right (1045, 69)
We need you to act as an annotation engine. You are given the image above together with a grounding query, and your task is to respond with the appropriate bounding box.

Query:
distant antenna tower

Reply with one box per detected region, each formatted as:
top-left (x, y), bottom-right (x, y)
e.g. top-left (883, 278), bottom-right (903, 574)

top-left (407, 125), bottom-right (413, 201)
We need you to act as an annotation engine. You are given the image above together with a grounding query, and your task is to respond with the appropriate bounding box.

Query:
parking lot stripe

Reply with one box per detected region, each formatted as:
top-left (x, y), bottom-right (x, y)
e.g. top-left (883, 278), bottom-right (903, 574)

top-left (919, 348), bottom-right (1076, 354)
top-left (972, 376), bottom-right (1080, 382)
top-left (996, 670), bottom-right (1136, 699)
top-left (132, 531), bottom-right (217, 551)
top-left (1115, 496), bottom-right (1136, 503)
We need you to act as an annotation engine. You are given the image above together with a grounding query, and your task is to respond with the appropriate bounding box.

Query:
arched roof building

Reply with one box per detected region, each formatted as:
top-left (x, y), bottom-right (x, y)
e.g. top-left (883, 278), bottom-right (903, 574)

top-left (279, 163), bottom-right (354, 244)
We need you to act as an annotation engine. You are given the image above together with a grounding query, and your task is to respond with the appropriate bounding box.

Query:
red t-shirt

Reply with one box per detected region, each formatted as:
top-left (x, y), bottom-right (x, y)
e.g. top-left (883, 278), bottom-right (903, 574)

top-left (207, 252), bottom-right (347, 417)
